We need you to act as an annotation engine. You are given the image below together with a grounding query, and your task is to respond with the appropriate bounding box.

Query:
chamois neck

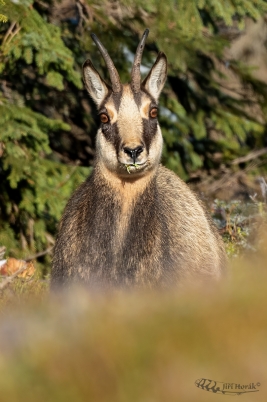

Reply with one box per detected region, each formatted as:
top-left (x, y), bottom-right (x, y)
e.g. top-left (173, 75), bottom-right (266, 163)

top-left (95, 160), bottom-right (156, 196)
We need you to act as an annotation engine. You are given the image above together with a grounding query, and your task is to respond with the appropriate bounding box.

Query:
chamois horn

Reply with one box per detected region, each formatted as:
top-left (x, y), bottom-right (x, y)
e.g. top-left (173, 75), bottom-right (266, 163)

top-left (91, 33), bottom-right (122, 93)
top-left (131, 28), bottom-right (149, 93)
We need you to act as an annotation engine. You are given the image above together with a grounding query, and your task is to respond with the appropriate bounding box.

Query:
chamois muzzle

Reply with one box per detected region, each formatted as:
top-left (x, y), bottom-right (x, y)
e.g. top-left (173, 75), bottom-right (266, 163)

top-left (123, 146), bottom-right (144, 164)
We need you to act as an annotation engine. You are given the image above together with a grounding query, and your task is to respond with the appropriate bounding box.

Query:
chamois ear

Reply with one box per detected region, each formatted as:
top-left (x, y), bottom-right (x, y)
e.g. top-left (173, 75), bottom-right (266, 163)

top-left (142, 52), bottom-right (167, 101)
top-left (83, 59), bottom-right (109, 107)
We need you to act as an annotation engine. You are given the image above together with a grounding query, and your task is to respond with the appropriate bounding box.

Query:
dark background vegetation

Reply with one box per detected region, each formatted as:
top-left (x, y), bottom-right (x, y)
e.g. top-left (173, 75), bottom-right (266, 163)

top-left (1, 0), bottom-right (267, 270)
top-left (1, 3), bottom-right (267, 399)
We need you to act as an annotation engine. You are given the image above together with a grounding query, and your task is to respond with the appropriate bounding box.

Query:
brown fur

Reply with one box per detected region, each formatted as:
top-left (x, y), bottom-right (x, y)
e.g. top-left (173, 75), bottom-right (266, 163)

top-left (52, 163), bottom-right (226, 288)
top-left (51, 32), bottom-right (226, 289)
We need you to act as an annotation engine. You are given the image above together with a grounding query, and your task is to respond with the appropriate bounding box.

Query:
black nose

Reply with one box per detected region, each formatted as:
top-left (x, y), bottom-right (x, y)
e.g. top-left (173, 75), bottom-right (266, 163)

top-left (123, 146), bottom-right (144, 163)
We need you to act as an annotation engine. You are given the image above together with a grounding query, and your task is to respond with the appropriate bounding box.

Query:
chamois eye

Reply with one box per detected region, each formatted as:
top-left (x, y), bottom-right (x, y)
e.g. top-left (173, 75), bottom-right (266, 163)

top-left (150, 108), bottom-right (158, 118)
top-left (100, 113), bottom-right (109, 124)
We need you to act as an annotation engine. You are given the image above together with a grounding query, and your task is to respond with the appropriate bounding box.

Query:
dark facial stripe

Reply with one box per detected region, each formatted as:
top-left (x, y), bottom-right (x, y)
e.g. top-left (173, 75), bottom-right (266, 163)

top-left (133, 87), bottom-right (158, 150)
top-left (98, 89), bottom-right (122, 112)
top-left (101, 121), bottom-right (121, 154)
top-left (133, 91), bottom-right (142, 107)
top-left (142, 117), bottom-right (158, 150)
top-left (111, 91), bottom-right (122, 111)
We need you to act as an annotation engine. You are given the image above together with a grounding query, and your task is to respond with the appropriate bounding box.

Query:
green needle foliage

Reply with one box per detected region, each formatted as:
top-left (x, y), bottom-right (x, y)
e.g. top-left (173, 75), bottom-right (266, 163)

top-left (1, 0), bottom-right (267, 270)
top-left (0, 0), bottom-right (7, 23)
top-left (0, 0), bottom-right (90, 265)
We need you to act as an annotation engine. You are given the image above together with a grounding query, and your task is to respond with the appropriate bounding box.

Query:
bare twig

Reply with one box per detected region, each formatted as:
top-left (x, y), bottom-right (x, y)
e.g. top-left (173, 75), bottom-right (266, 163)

top-left (231, 147), bottom-right (267, 165)
top-left (0, 246), bottom-right (6, 260)
top-left (2, 21), bottom-right (16, 45)
top-left (0, 80), bottom-right (13, 100)
top-left (56, 165), bottom-right (79, 188)
top-left (6, 24), bottom-right (21, 45)
top-left (2, 21), bottom-right (21, 46)
top-left (25, 246), bottom-right (53, 262)
top-left (77, 0), bottom-right (94, 24)
top-left (34, 0), bottom-right (49, 8)
top-left (217, 81), bottom-right (260, 101)
top-left (52, 150), bottom-right (73, 164)
top-left (76, 1), bottom-right (86, 28)
top-left (258, 177), bottom-right (267, 203)
top-left (249, 193), bottom-right (258, 203)
top-left (0, 263), bottom-right (27, 291)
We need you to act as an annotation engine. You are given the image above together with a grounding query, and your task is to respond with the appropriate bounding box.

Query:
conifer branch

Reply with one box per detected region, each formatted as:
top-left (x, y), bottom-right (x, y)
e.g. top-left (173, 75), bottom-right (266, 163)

top-left (25, 247), bottom-right (53, 262)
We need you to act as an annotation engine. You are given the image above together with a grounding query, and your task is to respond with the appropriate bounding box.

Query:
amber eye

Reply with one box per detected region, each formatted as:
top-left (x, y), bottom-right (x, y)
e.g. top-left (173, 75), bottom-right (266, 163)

top-left (100, 113), bottom-right (109, 124)
top-left (150, 108), bottom-right (158, 118)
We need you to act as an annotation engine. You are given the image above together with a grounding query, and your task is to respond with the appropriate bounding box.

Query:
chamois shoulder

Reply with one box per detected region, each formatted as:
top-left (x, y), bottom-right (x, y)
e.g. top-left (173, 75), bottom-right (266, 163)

top-left (156, 165), bottom-right (203, 204)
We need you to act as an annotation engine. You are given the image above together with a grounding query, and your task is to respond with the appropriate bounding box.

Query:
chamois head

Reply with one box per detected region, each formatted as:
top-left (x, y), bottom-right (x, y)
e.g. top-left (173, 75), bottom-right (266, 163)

top-left (83, 29), bottom-right (167, 177)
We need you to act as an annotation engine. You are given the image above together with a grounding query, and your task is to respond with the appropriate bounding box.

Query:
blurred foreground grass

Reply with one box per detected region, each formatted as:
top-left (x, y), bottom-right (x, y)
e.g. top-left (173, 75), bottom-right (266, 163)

top-left (0, 228), bottom-right (267, 401)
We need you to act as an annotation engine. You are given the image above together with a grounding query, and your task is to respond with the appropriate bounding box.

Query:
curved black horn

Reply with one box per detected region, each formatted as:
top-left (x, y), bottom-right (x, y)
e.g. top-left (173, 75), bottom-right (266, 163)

top-left (131, 29), bottom-right (149, 93)
top-left (91, 33), bottom-right (122, 93)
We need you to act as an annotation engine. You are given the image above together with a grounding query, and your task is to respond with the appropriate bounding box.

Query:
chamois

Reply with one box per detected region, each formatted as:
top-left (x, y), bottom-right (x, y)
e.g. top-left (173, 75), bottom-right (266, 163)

top-left (51, 29), bottom-right (226, 289)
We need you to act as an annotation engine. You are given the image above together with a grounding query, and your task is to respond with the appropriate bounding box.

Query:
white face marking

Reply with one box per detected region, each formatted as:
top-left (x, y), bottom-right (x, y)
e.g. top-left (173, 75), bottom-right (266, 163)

top-left (105, 101), bottom-right (117, 124)
top-left (96, 129), bottom-right (118, 172)
top-left (117, 86), bottom-right (143, 146)
top-left (147, 125), bottom-right (163, 165)
top-left (140, 98), bottom-right (151, 119)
